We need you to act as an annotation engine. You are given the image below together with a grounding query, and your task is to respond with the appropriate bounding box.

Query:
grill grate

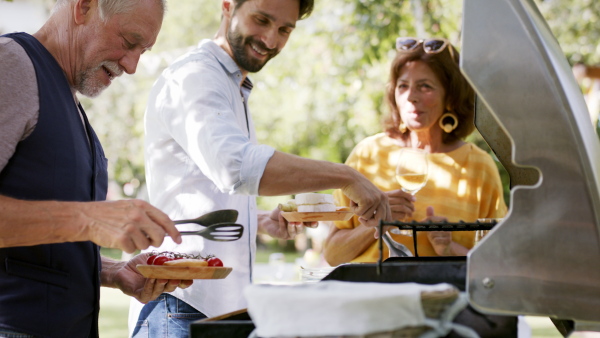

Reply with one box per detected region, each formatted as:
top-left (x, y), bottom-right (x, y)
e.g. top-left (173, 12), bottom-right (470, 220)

top-left (376, 220), bottom-right (499, 274)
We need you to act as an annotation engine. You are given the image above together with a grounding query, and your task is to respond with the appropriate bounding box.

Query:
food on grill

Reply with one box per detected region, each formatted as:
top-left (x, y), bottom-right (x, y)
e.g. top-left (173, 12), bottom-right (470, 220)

top-left (295, 193), bottom-right (336, 212)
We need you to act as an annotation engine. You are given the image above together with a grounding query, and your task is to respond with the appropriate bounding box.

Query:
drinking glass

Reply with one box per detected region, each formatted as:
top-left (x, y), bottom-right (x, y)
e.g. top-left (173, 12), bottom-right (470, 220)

top-left (395, 148), bottom-right (429, 195)
top-left (392, 148), bottom-right (429, 236)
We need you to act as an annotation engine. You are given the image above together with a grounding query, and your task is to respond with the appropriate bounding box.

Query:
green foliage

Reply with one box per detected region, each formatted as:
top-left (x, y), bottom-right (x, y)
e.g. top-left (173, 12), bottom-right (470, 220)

top-left (100, 247), bottom-right (125, 260)
top-left (251, 0), bottom-right (389, 164)
top-left (77, 0), bottom-right (596, 205)
top-left (83, 0), bottom-right (221, 197)
top-left (340, 0), bottom-right (463, 64)
top-left (157, 0), bottom-right (221, 50)
top-left (536, 0), bottom-right (600, 65)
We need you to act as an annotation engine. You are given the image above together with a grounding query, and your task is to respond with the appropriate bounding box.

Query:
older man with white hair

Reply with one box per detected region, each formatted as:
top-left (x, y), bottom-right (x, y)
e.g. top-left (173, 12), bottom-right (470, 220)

top-left (0, 0), bottom-right (188, 337)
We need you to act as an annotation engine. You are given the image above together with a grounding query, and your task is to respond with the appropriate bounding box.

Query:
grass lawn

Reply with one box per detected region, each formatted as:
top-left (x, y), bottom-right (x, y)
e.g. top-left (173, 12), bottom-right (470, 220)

top-left (99, 287), bottom-right (131, 338)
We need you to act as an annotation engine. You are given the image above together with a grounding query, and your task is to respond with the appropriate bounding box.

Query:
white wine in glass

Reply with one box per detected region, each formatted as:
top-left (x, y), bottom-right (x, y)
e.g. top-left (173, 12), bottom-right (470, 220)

top-left (395, 148), bottom-right (428, 194)
top-left (395, 172), bottom-right (428, 194)
top-left (393, 148), bottom-right (429, 236)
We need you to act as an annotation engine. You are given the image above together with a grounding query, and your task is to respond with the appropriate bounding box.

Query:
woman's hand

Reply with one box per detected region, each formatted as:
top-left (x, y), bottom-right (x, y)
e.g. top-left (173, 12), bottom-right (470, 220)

top-left (421, 207), bottom-right (470, 256)
top-left (385, 189), bottom-right (416, 221)
top-left (422, 206), bottom-right (454, 256)
top-left (427, 231), bottom-right (453, 256)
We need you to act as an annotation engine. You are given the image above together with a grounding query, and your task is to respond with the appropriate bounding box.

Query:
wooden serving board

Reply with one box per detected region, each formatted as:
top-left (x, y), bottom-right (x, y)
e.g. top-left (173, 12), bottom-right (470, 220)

top-left (136, 265), bottom-right (232, 280)
top-left (281, 211), bottom-right (353, 222)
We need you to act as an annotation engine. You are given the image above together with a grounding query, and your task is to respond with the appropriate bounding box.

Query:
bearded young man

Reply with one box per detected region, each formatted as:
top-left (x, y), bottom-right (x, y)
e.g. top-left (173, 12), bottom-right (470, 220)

top-left (0, 0), bottom-right (194, 337)
top-left (129, 0), bottom-right (391, 336)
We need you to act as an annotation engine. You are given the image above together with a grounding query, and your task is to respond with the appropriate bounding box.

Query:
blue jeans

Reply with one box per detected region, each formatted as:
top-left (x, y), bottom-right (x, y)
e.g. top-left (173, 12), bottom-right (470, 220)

top-left (131, 294), bottom-right (207, 338)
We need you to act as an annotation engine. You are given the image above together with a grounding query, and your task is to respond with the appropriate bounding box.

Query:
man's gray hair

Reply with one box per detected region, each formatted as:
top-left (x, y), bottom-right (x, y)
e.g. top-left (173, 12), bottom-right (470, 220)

top-left (54, 0), bottom-right (166, 21)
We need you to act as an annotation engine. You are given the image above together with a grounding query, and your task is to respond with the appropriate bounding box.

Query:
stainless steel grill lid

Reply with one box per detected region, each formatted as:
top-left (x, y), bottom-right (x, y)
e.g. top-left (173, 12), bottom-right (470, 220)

top-left (462, 0), bottom-right (600, 330)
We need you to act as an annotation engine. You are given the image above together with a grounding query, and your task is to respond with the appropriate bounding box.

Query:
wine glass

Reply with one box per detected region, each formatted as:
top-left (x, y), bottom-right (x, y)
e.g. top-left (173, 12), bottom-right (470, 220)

top-left (392, 147), bottom-right (429, 235)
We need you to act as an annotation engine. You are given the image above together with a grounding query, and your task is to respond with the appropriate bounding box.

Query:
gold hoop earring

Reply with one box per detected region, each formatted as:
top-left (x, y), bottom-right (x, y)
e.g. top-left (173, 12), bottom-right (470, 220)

top-left (399, 121), bottom-right (407, 133)
top-left (439, 112), bottom-right (458, 133)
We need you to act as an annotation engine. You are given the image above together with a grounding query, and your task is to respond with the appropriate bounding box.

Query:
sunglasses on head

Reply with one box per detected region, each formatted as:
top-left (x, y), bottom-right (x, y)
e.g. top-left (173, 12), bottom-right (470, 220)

top-left (396, 37), bottom-right (455, 62)
top-left (396, 37), bottom-right (451, 54)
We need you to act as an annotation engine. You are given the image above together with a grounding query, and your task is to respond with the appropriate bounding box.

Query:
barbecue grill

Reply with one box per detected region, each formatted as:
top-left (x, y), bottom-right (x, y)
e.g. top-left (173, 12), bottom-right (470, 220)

top-left (191, 0), bottom-right (600, 336)
top-left (380, 0), bottom-right (600, 333)
top-left (462, 0), bottom-right (600, 333)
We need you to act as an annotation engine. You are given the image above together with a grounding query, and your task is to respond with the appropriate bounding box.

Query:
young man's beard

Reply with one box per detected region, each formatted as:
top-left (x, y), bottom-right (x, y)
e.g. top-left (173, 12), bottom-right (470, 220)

top-left (227, 28), bottom-right (278, 73)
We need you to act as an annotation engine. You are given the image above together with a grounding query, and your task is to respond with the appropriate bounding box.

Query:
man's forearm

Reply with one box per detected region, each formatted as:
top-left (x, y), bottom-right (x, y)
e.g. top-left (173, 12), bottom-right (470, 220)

top-left (0, 195), bottom-right (85, 248)
top-left (100, 256), bottom-right (125, 288)
top-left (258, 151), bottom-right (391, 229)
top-left (258, 151), bottom-right (356, 196)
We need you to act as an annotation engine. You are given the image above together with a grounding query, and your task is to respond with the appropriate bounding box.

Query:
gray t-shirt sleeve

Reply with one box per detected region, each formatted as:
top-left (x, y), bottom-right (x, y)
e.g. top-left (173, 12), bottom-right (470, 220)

top-left (0, 36), bottom-right (39, 172)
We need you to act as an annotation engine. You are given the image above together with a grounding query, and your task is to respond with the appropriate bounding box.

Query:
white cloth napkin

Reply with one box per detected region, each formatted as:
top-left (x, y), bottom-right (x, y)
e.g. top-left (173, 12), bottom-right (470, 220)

top-left (244, 281), bottom-right (474, 337)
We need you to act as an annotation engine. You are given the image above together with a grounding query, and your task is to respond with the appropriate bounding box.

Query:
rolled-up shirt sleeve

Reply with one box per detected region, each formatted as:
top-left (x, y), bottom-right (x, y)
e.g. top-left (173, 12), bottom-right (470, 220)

top-left (159, 56), bottom-right (274, 196)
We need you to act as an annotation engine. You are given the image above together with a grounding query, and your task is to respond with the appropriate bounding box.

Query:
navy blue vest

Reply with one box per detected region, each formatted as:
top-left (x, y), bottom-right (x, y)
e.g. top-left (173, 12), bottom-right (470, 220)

top-left (0, 33), bottom-right (107, 338)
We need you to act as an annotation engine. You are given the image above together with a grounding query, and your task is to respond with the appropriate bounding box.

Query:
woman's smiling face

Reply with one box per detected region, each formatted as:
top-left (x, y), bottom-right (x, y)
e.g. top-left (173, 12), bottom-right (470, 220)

top-left (395, 60), bottom-right (446, 133)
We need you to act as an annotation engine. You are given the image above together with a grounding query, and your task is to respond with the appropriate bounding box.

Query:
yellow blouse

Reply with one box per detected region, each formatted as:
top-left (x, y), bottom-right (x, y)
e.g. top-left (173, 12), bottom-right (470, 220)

top-left (333, 133), bottom-right (507, 261)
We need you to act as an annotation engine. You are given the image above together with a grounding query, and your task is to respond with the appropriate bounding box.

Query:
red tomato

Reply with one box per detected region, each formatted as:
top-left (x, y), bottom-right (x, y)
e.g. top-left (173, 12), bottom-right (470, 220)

top-left (146, 254), bottom-right (158, 265)
top-left (153, 256), bottom-right (171, 265)
top-left (207, 257), bottom-right (223, 267)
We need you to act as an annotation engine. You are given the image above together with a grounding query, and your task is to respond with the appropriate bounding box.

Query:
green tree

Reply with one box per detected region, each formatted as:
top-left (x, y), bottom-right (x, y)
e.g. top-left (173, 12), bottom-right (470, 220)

top-left (537, 0), bottom-right (600, 65)
top-left (8, 0), bottom-right (594, 203)
top-left (81, 0), bottom-right (221, 198)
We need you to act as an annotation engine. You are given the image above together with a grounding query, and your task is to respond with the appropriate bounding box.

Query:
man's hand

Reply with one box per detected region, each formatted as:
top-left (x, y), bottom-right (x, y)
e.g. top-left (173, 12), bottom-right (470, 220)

top-left (341, 171), bottom-right (392, 229)
top-left (256, 153), bottom-right (391, 230)
top-left (373, 190), bottom-right (416, 238)
top-left (102, 254), bottom-right (193, 304)
top-left (79, 200), bottom-right (182, 253)
top-left (258, 208), bottom-right (317, 240)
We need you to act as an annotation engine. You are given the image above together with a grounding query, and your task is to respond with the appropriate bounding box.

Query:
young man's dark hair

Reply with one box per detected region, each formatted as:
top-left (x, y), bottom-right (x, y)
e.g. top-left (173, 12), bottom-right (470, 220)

top-left (234, 0), bottom-right (314, 19)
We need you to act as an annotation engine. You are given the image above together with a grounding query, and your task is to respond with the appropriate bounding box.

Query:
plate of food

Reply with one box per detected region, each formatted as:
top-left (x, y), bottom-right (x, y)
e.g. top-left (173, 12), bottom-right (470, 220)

top-left (137, 265), bottom-right (232, 280)
top-left (279, 193), bottom-right (353, 222)
top-left (136, 252), bottom-right (232, 280)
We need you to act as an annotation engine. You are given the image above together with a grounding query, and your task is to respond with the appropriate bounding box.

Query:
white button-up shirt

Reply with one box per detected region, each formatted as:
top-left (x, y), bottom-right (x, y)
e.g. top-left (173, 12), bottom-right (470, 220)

top-left (131, 39), bottom-right (275, 319)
